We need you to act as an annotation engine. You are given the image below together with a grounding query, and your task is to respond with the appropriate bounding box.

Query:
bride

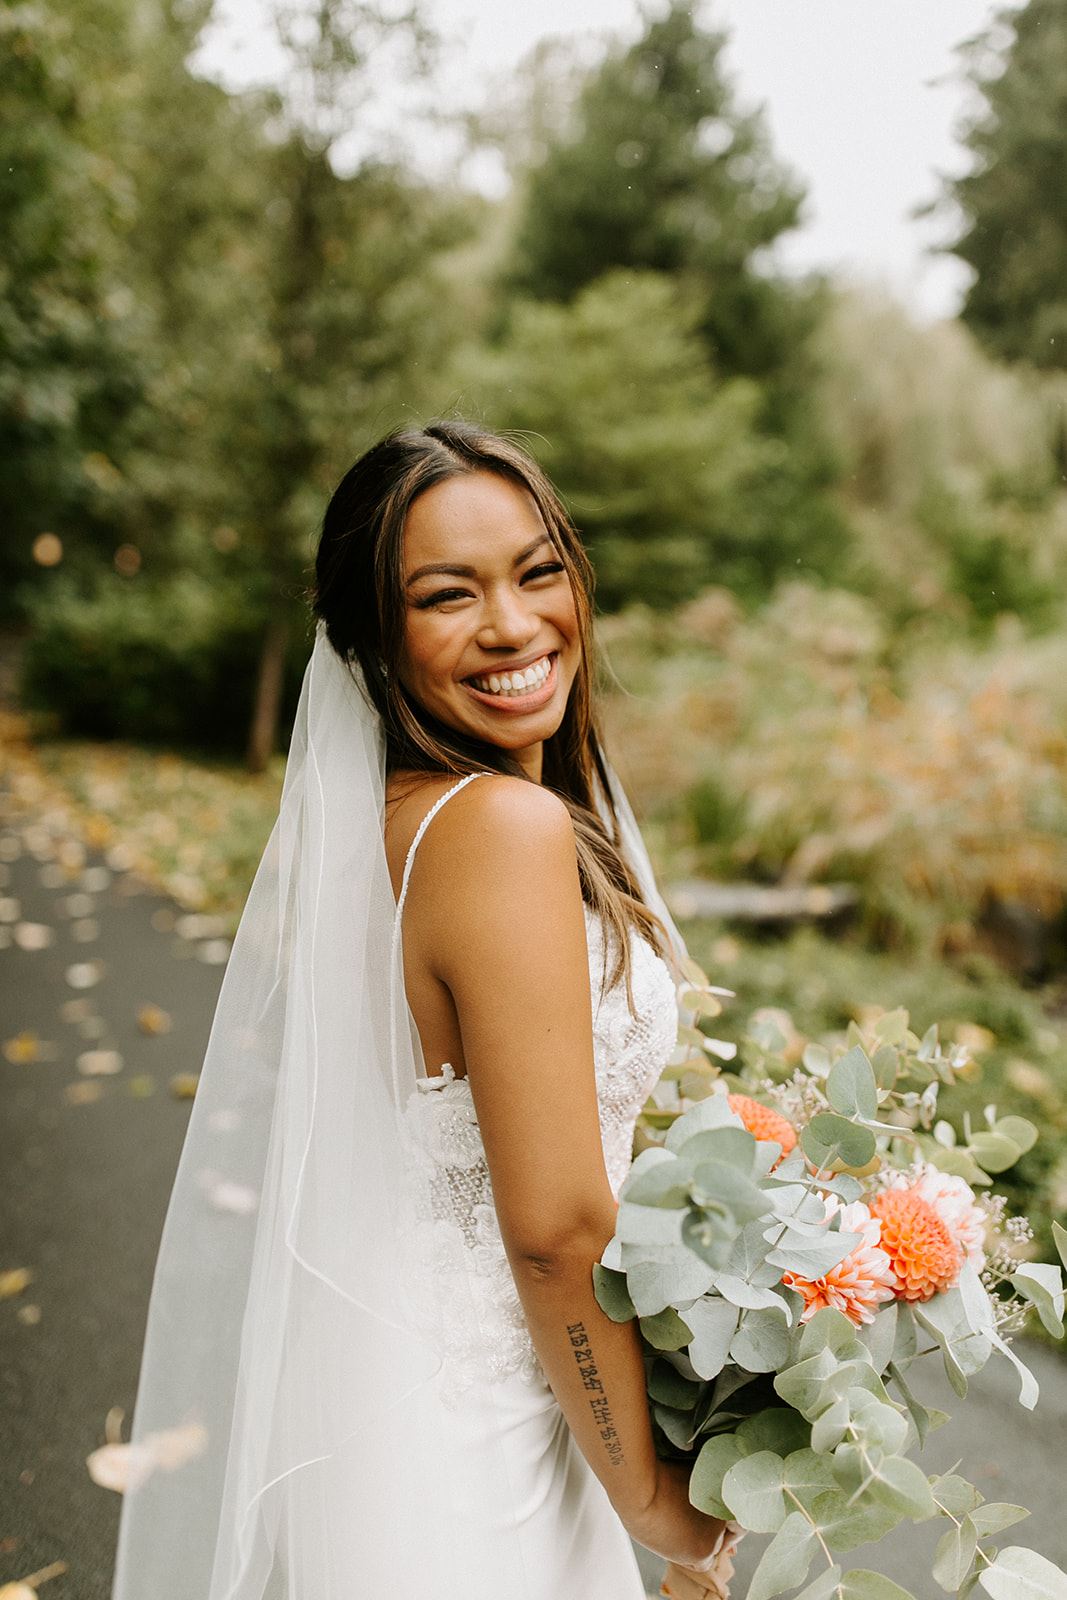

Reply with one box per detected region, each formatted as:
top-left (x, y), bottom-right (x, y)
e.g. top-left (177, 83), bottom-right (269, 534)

top-left (110, 420), bottom-right (739, 1600)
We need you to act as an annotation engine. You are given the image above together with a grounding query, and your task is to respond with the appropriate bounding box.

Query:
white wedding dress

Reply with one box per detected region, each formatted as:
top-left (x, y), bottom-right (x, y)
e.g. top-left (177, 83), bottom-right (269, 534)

top-left (386, 774), bottom-right (679, 1600)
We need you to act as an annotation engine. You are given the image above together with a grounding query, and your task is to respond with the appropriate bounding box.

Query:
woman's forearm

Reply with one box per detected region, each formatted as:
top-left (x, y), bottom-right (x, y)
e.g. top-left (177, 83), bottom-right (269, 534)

top-left (507, 1226), bottom-right (660, 1526)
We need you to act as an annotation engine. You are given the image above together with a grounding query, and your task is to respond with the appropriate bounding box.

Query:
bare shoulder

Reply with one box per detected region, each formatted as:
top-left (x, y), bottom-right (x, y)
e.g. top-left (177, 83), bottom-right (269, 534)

top-left (405, 775), bottom-right (581, 970)
top-left (416, 774), bottom-right (575, 885)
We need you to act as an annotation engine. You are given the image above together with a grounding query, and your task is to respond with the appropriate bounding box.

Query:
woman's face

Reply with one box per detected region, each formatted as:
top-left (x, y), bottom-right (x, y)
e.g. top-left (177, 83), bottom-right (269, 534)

top-left (397, 470), bottom-right (582, 780)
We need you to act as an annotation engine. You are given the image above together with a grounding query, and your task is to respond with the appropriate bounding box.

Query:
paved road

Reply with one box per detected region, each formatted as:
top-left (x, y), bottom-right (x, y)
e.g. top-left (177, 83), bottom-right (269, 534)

top-left (2, 783), bottom-right (1066, 1599)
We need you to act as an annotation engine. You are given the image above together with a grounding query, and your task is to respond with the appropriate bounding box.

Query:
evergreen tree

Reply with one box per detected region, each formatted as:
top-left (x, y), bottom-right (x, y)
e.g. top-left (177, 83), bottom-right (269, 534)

top-left (929, 0), bottom-right (1067, 370)
top-left (504, 0), bottom-right (809, 380)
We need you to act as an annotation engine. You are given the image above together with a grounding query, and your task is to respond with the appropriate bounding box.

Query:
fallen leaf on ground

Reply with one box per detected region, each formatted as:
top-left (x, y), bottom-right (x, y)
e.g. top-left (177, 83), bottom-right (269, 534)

top-left (16, 1304), bottom-right (41, 1326)
top-left (3, 1032), bottom-right (43, 1065)
top-left (127, 1076), bottom-right (156, 1097)
top-left (65, 960), bottom-right (105, 989)
top-left (137, 1003), bottom-right (172, 1035)
top-left (0, 1268), bottom-right (33, 1298)
top-left (14, 923), bottom-right (54, 951)
top-left (77, 1049), bottom-right (123, 1076)
top-left (169, 1073), bottom-right (199, 1099)
top-left (64, 1081), bottom-right (105, 1106)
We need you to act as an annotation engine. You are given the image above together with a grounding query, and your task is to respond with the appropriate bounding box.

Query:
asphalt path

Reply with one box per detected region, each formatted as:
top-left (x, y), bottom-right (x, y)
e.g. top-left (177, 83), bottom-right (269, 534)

top-left (2, 785), bottom-right (1066, 1599)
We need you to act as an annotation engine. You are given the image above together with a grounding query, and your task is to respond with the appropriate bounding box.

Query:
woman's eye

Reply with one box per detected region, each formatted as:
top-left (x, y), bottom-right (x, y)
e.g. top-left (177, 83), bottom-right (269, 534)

top-left (522, 562), bottom-right (565, 583)
top-left (413, 588), bottom-right (471, 610)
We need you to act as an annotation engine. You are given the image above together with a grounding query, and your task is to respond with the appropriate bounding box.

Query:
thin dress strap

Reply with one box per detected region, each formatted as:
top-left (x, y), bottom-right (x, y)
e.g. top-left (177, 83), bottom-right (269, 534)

top-left (388, 771), bottom-right (489, 1090)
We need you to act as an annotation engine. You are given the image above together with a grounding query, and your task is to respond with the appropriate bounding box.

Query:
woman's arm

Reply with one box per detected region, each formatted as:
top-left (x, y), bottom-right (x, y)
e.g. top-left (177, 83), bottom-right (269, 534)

top-left (408, 777), bottom-right (724, 1564)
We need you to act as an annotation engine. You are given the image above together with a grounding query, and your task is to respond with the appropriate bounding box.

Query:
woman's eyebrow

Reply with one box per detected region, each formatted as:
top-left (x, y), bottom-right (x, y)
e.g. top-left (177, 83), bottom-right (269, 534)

top-left (404, 535), bottom-right (552, 587)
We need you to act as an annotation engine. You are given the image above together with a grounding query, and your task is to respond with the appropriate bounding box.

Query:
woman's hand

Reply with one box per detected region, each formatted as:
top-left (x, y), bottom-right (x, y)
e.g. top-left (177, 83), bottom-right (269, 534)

top-left (660, 1543), bottom-right (739, 1600)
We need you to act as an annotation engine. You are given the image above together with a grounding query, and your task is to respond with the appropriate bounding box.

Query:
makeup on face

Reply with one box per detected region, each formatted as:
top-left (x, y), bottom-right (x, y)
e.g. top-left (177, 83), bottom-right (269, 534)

top-left (398, 472), bottom-right (582, 772)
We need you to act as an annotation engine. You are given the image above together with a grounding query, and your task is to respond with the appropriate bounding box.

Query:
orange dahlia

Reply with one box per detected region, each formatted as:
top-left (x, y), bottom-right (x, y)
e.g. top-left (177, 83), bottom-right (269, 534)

top-left (868, 1187), bottom-right (962, 1302)
top-left (728, 1093), bottom-right (797, 1156)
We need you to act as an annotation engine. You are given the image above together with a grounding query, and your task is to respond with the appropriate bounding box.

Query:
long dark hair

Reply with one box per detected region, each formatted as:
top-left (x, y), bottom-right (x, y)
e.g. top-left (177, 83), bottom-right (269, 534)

top-left (311, 419), bottom-right (668, 989)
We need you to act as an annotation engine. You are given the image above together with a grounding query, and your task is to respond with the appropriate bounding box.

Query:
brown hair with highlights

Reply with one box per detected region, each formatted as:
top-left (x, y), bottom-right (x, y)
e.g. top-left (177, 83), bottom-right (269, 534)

top-left (311, 418), bottom-right (669, 995)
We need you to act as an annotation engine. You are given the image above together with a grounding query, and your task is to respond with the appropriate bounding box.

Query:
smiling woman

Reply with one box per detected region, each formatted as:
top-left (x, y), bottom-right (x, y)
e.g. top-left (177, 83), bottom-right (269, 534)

top-left (398, 471), bottom-right (580, 773)
top-left (111, 420), bottom-right (737, 1600)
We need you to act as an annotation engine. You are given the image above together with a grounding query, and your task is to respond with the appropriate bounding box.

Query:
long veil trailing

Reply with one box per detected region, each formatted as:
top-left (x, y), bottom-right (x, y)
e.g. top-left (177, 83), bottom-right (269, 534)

top-left (111, 621), bottom-right (686, 1599)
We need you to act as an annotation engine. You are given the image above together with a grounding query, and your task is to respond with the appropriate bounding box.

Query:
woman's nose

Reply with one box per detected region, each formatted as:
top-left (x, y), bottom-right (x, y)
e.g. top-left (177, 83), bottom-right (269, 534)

top-left (478, 587), bottom-right (540, 649)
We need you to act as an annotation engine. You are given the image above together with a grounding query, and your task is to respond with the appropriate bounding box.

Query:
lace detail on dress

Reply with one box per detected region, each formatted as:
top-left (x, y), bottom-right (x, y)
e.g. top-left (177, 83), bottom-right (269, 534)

top-left (399, 909), bottom-right (678, 1398)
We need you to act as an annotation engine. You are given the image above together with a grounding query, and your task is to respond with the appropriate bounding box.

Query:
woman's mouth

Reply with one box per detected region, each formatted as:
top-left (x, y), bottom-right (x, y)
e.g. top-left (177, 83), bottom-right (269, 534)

top-left (462, 652), bottom-right (559, 713)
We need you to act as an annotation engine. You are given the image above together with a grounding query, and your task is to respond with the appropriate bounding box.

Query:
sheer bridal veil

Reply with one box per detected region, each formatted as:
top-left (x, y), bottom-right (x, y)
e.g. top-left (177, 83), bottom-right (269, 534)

top-left (110, 620), bottom-right (686, 1600)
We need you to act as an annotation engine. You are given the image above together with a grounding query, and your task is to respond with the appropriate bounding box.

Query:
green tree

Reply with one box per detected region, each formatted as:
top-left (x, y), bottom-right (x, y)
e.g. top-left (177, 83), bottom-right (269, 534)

top-left (455, 270), bottom-right (845, 608)
top-left (0, 0), bottom-right (149, 617)
top-left (928, 0), bottom-right (1067, 370)
top-left (504, 0), bottom-right (809, 381)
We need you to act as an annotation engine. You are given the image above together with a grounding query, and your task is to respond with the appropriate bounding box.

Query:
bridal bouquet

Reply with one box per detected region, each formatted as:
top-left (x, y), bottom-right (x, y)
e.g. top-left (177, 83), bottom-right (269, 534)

top-left (594, 960), bottom-right (1067, 1600)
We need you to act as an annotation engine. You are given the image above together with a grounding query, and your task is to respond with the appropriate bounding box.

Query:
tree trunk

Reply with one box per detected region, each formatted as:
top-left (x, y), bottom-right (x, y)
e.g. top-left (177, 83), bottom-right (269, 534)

top-left (246, 615), bottom-right (288, 774)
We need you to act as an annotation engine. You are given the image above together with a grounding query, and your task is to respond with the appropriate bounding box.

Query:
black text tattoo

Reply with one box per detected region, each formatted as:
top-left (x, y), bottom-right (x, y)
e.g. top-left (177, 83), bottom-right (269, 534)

top-left (566, 1321), bottom-right (624, 1468)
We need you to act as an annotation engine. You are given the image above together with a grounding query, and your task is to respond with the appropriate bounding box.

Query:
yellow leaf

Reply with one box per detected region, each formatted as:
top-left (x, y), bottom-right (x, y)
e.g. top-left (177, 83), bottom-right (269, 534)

top-left (0, 1268), bottom-right (33, 1298)
top-left (137, 1003), bottom-right (172, 1036)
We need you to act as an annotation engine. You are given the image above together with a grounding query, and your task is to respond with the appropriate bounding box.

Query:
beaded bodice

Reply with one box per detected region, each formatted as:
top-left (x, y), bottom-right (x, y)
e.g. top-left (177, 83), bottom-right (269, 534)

top-left (398, 788), bottom-right (678, 1393)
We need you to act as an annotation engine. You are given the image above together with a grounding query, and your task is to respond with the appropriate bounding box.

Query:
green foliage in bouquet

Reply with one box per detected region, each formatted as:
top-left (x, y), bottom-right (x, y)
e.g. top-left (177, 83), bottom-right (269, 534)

top-left (594, 958), bottom-right (1067, 1599)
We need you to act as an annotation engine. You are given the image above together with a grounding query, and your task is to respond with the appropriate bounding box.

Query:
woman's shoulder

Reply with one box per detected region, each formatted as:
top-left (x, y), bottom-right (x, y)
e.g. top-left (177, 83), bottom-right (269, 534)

top-left (387, 770), bottom-right (575, 896)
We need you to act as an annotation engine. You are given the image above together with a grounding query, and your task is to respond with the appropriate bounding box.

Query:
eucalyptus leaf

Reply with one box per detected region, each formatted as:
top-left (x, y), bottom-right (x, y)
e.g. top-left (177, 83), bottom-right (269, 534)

top-left (933, 1517), bottom-right (978, 1592)
top-left (689, 1433), bottom-right (747, 1519)
top-left (1011, 1263), bottom-right (1065, 1339)
top-left (827, 1045), bottom-right (879, 1121)
top-left (646, 1358), bottom-right (703, 1410)
top-left (929, 1473), bottom-right (983, 1519)
top-left (680, 1126), bottom-right (758, 1172)
top-left (731, 1307), bottom-right (794, 1372)
top-left (592, 1263), bottom-right (636, 1323)
top-left (715, 1275), bottom-right (792, 1315)
top-left (624, 1158), bottom-right (697, 1209)
top-left (993, 1115), bottom-right (1038, 1155)
top-left (793, 1569), bottom-right (843, 1600)
top-left (839, 1571), bottom-right (918, 1599)
top-left (623, 1245), bottom-right (716, 1316)
top-left (799, 1306), bottom-right (868, 1362)
top-left (773, 1348), bottom-right (839, 1416)
top-left (691, 1162), bottom-right (766, 1222)
top-left (809, 1488), bottom-right (900, 1553)
top-left (811, 1397), bottom-right (851, 1454)
top-left (969, 1130), bottom-right (1023, 1174)
top-left (766, 1227), bottom-right (864, 1280)
top-left (859, 1301), bottom-right (898, 1374)
top-left (680, 1208), bottom-right (737, 1273)
top-left (736, 1407), bottom-right (812, 1457)
top-left (722, 1449), bottom-right (789, 1533)
top-left (887, 1361), bottom-right (936, 1448)
top-left (639, 1306), bottom-right (693, 1351)
top-left (685, 1295), bottom-right (740, 1379)
top-left (747, 1511), bottom-right (816, 1600)
top-left (977, 1546), bottom-right (1067, 1598)
top-left (802, 1113), bottom-right (877, 1171)
top-left (969, 1503), bottom-right (1030, 1538)
top-left (869, 1454), bottom-right (937, 1520)
top-left (783, 1447), bottom-right (838, 1510)
top-left (666, 1094), bottom-right (743, 1153)
top-left (1053, 1220), bottom-right (1067, 1275)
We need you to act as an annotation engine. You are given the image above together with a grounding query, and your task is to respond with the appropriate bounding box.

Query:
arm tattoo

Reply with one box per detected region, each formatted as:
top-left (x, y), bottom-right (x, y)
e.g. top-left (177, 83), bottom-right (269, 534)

top-left (566, 1321), bottom-right (625, 1468)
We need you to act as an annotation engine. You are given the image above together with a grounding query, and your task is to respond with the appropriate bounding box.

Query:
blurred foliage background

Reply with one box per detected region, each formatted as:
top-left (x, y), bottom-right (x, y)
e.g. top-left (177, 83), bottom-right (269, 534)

top-left (4, 0), bottom-right (1067, 1245)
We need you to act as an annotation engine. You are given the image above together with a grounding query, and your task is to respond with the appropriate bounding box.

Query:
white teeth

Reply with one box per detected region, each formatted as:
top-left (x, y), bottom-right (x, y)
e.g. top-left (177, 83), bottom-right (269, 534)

top-left (469, 655), bottom-right (552, 696)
